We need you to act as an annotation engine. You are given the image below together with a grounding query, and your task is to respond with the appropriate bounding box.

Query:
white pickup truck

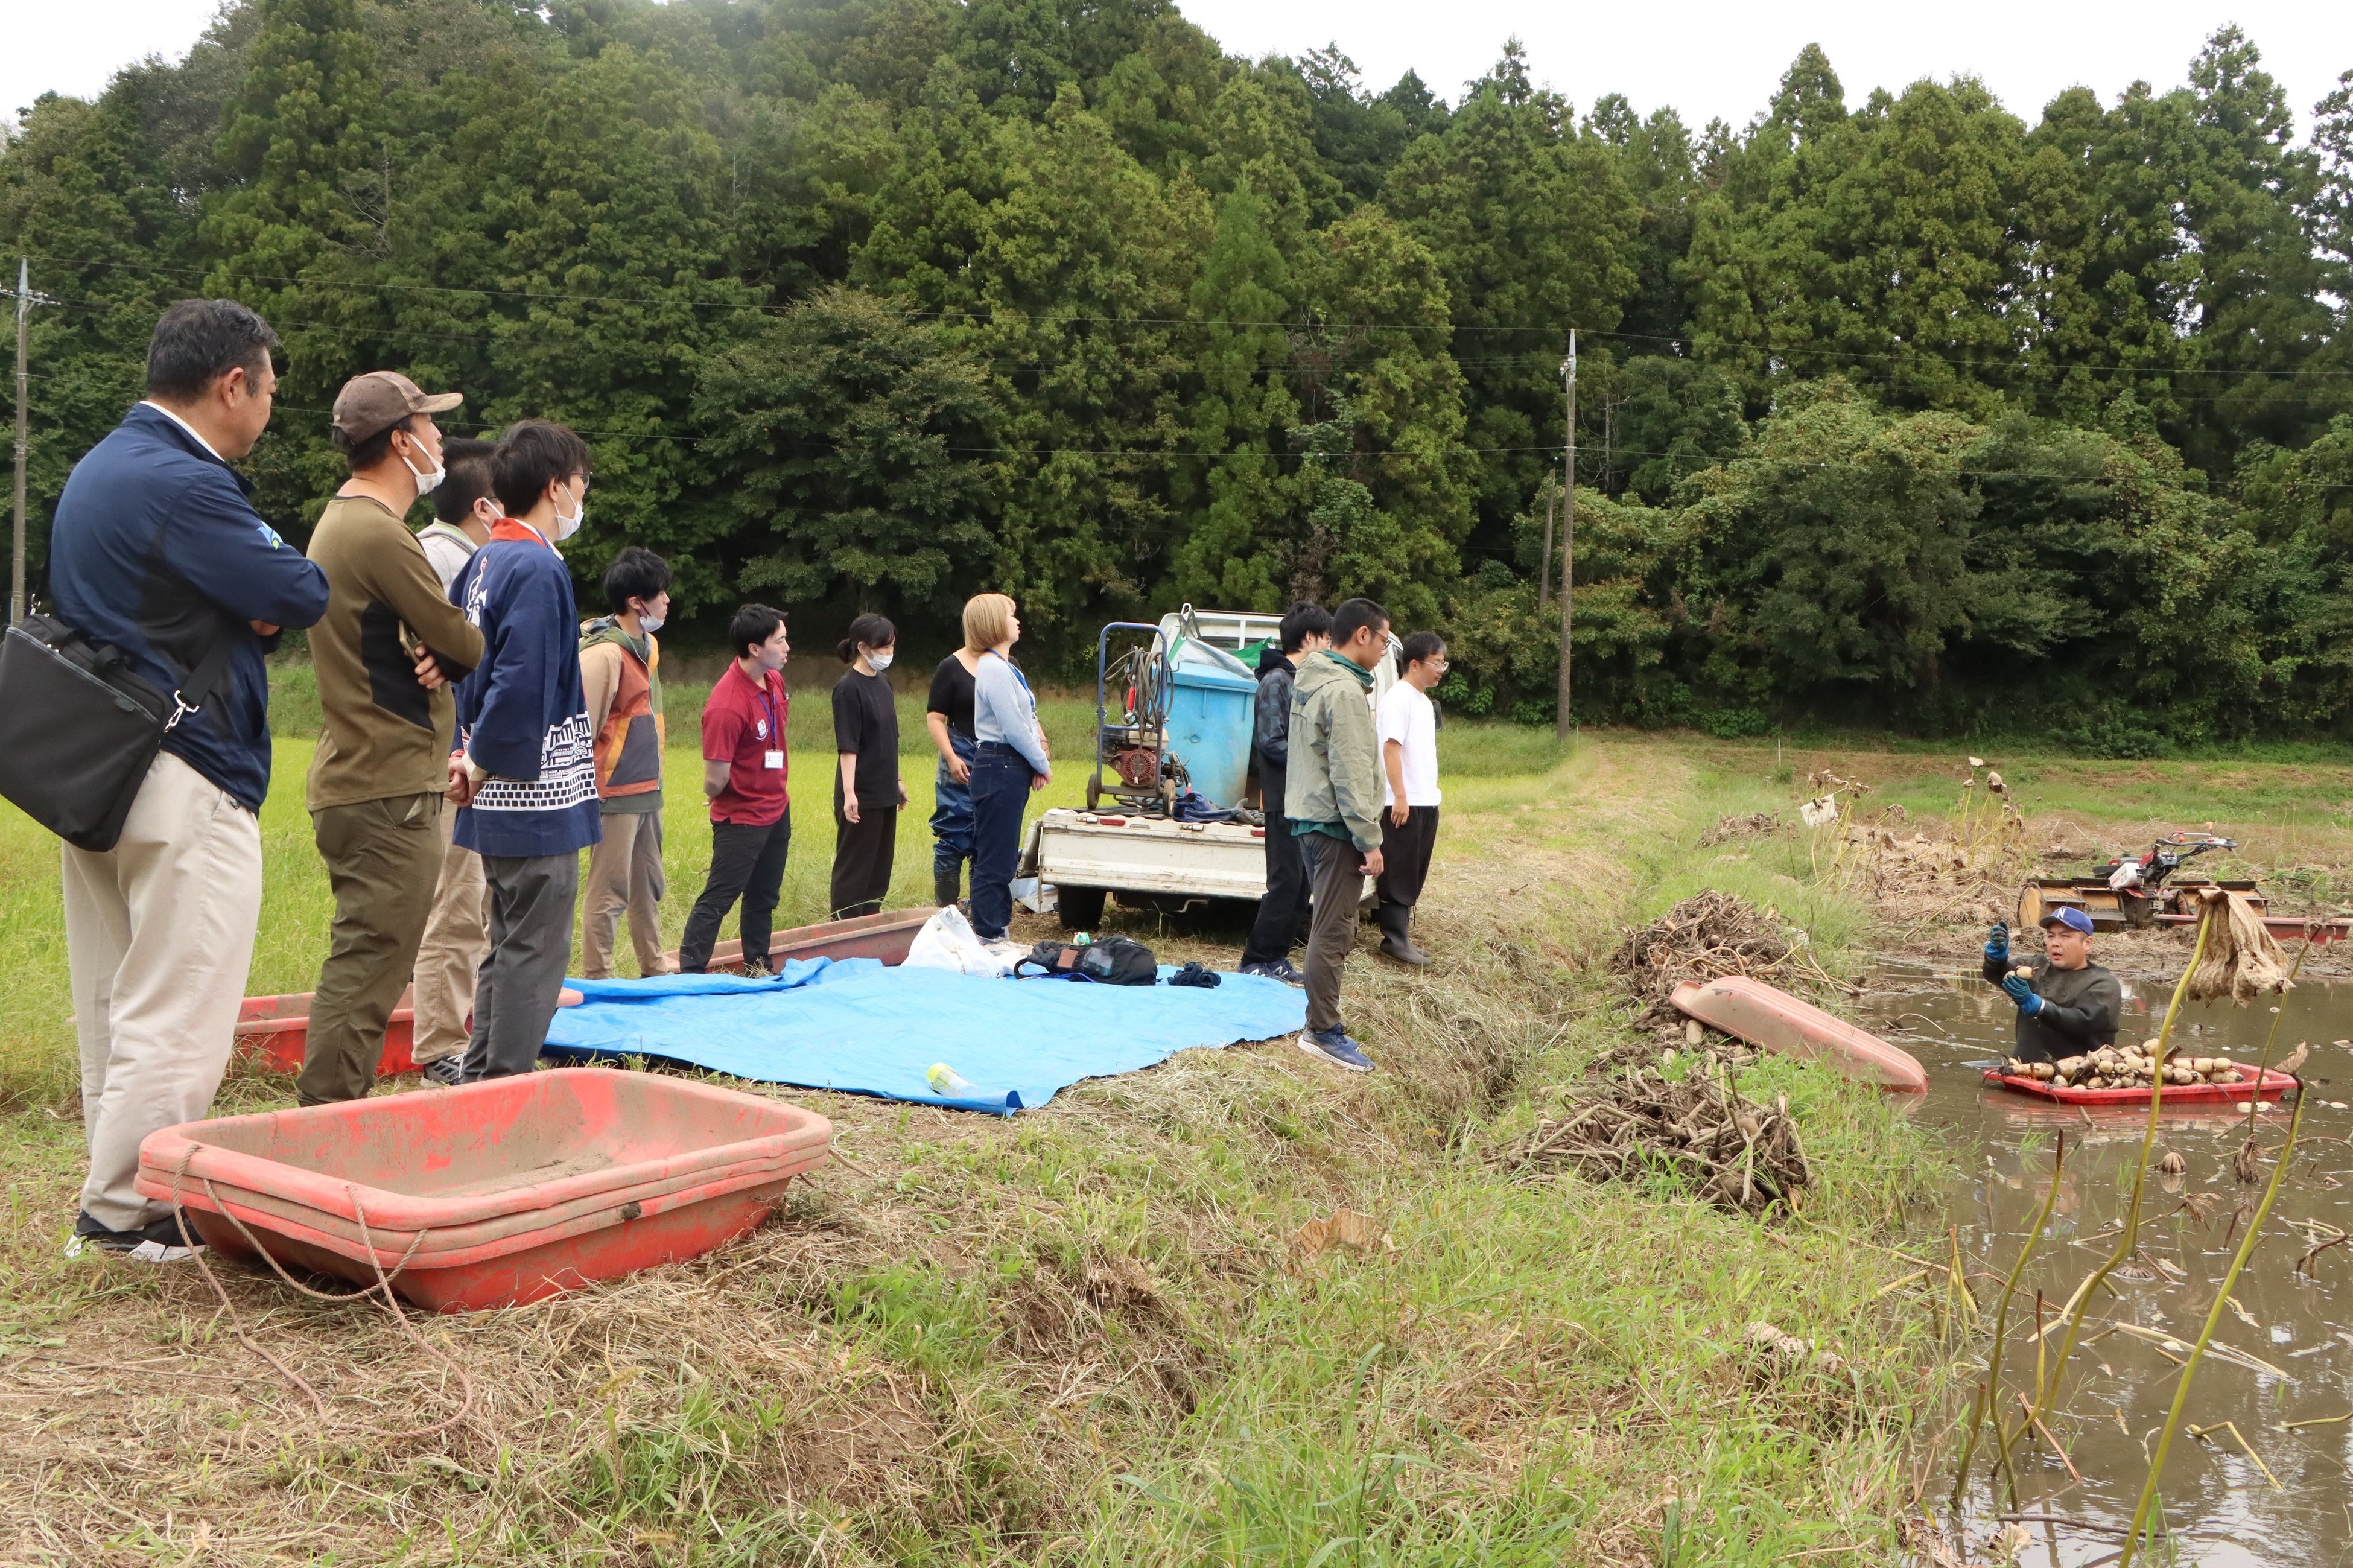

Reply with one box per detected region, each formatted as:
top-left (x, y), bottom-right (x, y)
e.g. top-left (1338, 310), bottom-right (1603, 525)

top-left (1019, 607), bottom-right (1397, 930)
top-left (1024, 808), bottom-right (1268, 928)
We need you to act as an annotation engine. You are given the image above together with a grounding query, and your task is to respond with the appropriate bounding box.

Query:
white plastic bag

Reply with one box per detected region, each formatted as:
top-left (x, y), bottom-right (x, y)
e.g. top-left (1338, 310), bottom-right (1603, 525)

top-left (903, 905), bottom-right (1019, 978)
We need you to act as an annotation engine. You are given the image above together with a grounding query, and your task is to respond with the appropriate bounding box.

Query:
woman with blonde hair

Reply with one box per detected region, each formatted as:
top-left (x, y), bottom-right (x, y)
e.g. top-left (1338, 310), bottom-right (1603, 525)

top-left (964, 593), bottom-right (1050, 940)
top-left (922, 599), bottom-right (989, 908)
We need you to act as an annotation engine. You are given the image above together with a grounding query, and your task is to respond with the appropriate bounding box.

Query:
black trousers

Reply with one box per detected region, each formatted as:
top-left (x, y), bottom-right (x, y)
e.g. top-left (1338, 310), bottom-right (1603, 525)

top-left (830, 787), bottom-right (897, 918)
top-left (1376, 805), bottom-right (1440, 911)
top-left (678, 810), bottom-right (792, 973)
top-left (1242, 763), bottom-right (1311, 967)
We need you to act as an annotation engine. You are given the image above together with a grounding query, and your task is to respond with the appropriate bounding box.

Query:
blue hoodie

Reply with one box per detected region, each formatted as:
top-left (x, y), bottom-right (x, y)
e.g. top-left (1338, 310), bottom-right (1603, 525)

top-left (449, 521), bottom-right (602, 859)
top-left (45, 404), bottom-right (330, 812)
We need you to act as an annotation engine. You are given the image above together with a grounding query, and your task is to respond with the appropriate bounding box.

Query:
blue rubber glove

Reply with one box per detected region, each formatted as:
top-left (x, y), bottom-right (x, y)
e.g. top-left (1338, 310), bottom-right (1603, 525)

top-left (2001, 973), bottom-right (2044, 1016)
top-left (1986, 922), bottom-right (2010, 965)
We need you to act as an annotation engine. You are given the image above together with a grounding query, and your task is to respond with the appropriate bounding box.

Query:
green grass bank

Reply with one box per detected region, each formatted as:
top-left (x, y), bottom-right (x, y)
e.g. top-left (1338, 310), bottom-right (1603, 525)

top-left (0, 677), bottom-right (2153, 1564)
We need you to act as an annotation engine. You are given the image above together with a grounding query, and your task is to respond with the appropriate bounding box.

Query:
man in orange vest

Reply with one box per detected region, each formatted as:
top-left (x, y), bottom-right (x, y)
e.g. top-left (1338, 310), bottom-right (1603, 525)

top-left (578, 547), bottom-right (671, 979)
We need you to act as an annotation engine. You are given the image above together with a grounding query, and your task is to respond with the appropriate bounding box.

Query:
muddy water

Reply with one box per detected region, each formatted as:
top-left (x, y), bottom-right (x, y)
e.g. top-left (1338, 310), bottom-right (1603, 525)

top-left (1861, 962), bottom-right (2353, 1565)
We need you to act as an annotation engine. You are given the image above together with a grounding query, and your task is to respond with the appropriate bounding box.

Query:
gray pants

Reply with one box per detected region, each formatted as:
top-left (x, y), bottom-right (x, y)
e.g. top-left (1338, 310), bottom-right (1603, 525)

top-left (1301, 833), bottom-right (1368, 1035)
top-left (463, 852), bottom-right (579, 1081)
top-left (581, 807), bottom-right (666, 979)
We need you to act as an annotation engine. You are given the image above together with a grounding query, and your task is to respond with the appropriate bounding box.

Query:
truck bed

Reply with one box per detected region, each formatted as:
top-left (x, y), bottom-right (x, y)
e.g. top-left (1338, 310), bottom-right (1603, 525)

top-left (1031, 807), bottom-right (1268, 902)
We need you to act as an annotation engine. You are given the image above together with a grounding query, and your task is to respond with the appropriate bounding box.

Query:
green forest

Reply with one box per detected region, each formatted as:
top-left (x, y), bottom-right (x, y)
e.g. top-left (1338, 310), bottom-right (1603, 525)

top-left (5, 0), bottom-right (2353, 747)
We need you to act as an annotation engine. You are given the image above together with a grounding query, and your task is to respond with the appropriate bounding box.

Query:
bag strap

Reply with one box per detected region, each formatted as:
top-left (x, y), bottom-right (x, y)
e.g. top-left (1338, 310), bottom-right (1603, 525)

top-left (164, 624), bottom-right (239, 734)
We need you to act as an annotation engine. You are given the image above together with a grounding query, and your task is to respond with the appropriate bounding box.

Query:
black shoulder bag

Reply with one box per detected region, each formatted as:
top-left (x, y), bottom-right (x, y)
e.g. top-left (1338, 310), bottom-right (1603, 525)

top-left (0, 612), bottom-right (236, 852)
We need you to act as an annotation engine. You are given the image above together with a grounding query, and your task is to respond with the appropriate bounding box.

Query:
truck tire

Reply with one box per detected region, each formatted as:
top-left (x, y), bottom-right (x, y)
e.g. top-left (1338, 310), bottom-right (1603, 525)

top-left (1059, 885), bottom-right (1107, 930)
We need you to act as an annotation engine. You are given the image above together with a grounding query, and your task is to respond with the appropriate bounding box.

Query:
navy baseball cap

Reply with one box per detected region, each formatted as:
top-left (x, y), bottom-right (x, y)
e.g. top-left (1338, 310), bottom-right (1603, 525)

top-left (2040, 906), bottom-right (2094, 935)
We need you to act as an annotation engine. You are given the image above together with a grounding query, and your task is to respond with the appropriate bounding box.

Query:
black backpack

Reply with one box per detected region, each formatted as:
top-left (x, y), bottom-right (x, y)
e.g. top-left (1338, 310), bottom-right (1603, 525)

top-left (1015, 935), bottom-right (1158, 985)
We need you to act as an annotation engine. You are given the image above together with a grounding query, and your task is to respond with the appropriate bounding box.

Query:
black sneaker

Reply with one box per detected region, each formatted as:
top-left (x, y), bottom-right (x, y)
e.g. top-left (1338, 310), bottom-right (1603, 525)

top-left (1240, 959), bottom-right (1306, 988)
top-left (419, 1055), bottom-right (465, 1087)
top-left (68, 1210), bottom-right (201, 1261)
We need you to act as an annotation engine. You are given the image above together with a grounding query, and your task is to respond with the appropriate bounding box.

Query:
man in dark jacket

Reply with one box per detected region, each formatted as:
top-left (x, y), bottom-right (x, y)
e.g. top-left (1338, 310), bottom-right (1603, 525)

top-left (48, 299), bottom-right (329, 1257)
top-left (448, 420), bottom-right (603, 1081)
top-left (1983, 907), bottom-right (2123, 1063)
top-left (1239, 602), bottom-right (1330, 984)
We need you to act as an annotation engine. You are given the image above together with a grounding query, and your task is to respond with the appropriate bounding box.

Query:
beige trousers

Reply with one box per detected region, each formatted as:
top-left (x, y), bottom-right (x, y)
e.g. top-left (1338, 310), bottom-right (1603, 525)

top-left (62, 751), bottom-right (262, 1232)
top-left (409, 802), bottom-right (489, 1065)
top-left (581, 808), bottom-right (667, 979)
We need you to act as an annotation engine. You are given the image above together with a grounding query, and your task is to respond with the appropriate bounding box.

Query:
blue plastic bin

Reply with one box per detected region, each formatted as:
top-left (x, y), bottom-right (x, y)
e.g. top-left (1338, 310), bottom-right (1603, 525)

top-left (1164, 650), bottom-right (1259, 810)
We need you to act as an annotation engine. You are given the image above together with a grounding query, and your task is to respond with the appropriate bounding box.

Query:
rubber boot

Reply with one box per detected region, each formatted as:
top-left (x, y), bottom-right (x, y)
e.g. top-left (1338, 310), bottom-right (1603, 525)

top-left (1376, 903), bottom-right (1429, 966)
top-left (934, 870), bottom-right (962, 911)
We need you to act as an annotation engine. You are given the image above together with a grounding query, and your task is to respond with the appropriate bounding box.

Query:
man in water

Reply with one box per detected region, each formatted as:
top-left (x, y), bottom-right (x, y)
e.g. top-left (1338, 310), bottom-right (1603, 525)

top-left (1983, 906), bottom-right (2122, 1063)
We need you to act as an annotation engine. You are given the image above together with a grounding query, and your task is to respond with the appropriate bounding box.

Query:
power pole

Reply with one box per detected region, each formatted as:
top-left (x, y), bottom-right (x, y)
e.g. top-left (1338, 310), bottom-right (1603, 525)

top-left (1537, 480), bottom-right (1555, 609)
top-left (1554, 330), bottom-right (1576, 740)
top-left (11, 258), bottom-right (30, 627)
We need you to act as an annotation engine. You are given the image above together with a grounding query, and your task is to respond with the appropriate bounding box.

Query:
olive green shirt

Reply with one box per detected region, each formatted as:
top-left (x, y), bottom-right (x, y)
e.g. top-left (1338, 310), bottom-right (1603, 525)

top-left (304, 493), bottom-right (486, 811)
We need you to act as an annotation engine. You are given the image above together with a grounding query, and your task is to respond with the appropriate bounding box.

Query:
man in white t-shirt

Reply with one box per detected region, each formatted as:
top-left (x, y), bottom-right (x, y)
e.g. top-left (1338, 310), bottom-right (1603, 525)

top-left (1374, 632), bottom-right (1446, 964)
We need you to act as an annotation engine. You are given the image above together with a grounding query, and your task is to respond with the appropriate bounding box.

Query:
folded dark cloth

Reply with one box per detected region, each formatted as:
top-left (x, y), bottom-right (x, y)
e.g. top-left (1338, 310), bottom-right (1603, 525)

top-left (1166, 961), bottom-right (1221, 989)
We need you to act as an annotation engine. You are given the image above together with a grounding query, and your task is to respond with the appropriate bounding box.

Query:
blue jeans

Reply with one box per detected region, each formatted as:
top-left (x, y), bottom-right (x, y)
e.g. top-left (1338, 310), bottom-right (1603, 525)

top-left (930, 729), bottom-right (977, 880)
top-left (969, 743), bottom-right (1032, 940)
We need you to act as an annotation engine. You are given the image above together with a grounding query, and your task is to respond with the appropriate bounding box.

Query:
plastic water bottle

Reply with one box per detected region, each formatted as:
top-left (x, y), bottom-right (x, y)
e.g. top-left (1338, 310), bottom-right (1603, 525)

top-left (927, 1064), bottom-right (975, 1096)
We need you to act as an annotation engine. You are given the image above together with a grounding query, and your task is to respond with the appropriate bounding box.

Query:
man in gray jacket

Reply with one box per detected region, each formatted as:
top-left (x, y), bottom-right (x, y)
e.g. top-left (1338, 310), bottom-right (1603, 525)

top-left (1285, 597), bottom-right (1390, 1071)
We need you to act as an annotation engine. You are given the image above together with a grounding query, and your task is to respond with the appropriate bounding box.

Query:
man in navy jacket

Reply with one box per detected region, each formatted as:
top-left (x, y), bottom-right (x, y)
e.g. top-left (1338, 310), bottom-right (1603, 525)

top-left (46, 299), bottom-right (328, 1258)
top-left (448, 419), bottom-right (603, 1081)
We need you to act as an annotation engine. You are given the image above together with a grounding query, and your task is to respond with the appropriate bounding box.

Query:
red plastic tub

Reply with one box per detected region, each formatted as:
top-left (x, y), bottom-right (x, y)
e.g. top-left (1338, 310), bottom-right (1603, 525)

top-left (135, 1068), bottom-right (831, 1312)
top-left (235, 989), bottom-right (421, 1077)
top-left (233, 986), bottom-right (585, 1079)
top-left (1983, 1067), bottom-right (2297, 1107)
top-left (1671, 976), bottom-right (1929, 1093)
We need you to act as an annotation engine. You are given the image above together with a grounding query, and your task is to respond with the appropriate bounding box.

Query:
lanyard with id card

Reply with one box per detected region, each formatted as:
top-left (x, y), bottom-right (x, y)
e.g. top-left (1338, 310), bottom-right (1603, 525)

top-left (759, 685), bottom-right (785, 769)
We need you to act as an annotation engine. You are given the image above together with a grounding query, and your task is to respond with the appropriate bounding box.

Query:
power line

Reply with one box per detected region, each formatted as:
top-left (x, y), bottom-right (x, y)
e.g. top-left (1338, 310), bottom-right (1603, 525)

top-left (18, 296), bottom-right (2353, 417)
top-left (23, 249), bottom-right (2353, 379)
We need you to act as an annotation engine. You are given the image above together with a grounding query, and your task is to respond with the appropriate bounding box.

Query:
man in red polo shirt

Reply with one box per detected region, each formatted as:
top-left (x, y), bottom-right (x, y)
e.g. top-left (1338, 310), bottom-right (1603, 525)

top-left (678, 605), bottom-right (792, 974)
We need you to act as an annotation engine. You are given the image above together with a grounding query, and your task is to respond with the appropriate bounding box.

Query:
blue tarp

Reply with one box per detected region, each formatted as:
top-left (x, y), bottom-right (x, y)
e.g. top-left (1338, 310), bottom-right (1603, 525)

top-left (539, 959), bottom-right (1307, 1115)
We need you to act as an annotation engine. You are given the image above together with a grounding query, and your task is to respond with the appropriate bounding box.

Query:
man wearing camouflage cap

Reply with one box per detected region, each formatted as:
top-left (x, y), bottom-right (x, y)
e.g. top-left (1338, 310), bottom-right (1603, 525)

top-left (297, 372), bottom-right (487, 1103)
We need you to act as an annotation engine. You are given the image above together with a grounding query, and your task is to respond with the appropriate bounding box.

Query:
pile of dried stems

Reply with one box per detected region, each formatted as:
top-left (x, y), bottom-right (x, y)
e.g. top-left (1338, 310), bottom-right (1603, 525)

top-left (1609, 892), bottom-right (1810, 1021)
top-left (1505, 1067), bottom-right (1811, 1216)
top-left (1697, 811), bottom-right (1785, 848)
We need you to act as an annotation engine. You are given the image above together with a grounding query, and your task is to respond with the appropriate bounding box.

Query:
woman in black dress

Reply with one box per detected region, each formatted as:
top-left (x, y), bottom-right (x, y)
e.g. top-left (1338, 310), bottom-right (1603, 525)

top-left (830, 613), bottom-right (905, 918)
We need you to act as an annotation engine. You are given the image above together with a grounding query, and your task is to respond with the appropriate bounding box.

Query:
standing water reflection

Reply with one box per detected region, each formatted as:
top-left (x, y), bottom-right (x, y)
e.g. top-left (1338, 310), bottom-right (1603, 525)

top-left (1862, 962), bottom-right (2353, 1567)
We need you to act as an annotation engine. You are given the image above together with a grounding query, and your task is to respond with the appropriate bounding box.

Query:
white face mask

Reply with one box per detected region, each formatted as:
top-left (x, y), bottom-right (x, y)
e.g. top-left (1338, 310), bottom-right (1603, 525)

top-left (554, 492), bottom-right (585, 541)
top-left (636, 610), bottom-right (664, 634)
top-left (401, 443), bottom-right (446, 497)
top-left (866, 649), bottom-right (894, 673)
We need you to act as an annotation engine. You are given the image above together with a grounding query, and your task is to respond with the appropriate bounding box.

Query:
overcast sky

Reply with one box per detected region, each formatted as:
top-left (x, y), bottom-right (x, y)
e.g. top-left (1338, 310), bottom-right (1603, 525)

top-left (8, 0), bottom-right (2351, 138)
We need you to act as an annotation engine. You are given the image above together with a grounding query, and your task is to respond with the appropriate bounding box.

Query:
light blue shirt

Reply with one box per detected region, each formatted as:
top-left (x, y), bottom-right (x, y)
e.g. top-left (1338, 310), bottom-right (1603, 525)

top-left (974, 651), bottom-right (1050, 777)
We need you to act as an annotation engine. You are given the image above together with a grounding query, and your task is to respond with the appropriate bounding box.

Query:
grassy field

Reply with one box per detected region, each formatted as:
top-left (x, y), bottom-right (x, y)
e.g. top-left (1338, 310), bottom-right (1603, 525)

top-left (4, 679), bottom-right (2344, 1564)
